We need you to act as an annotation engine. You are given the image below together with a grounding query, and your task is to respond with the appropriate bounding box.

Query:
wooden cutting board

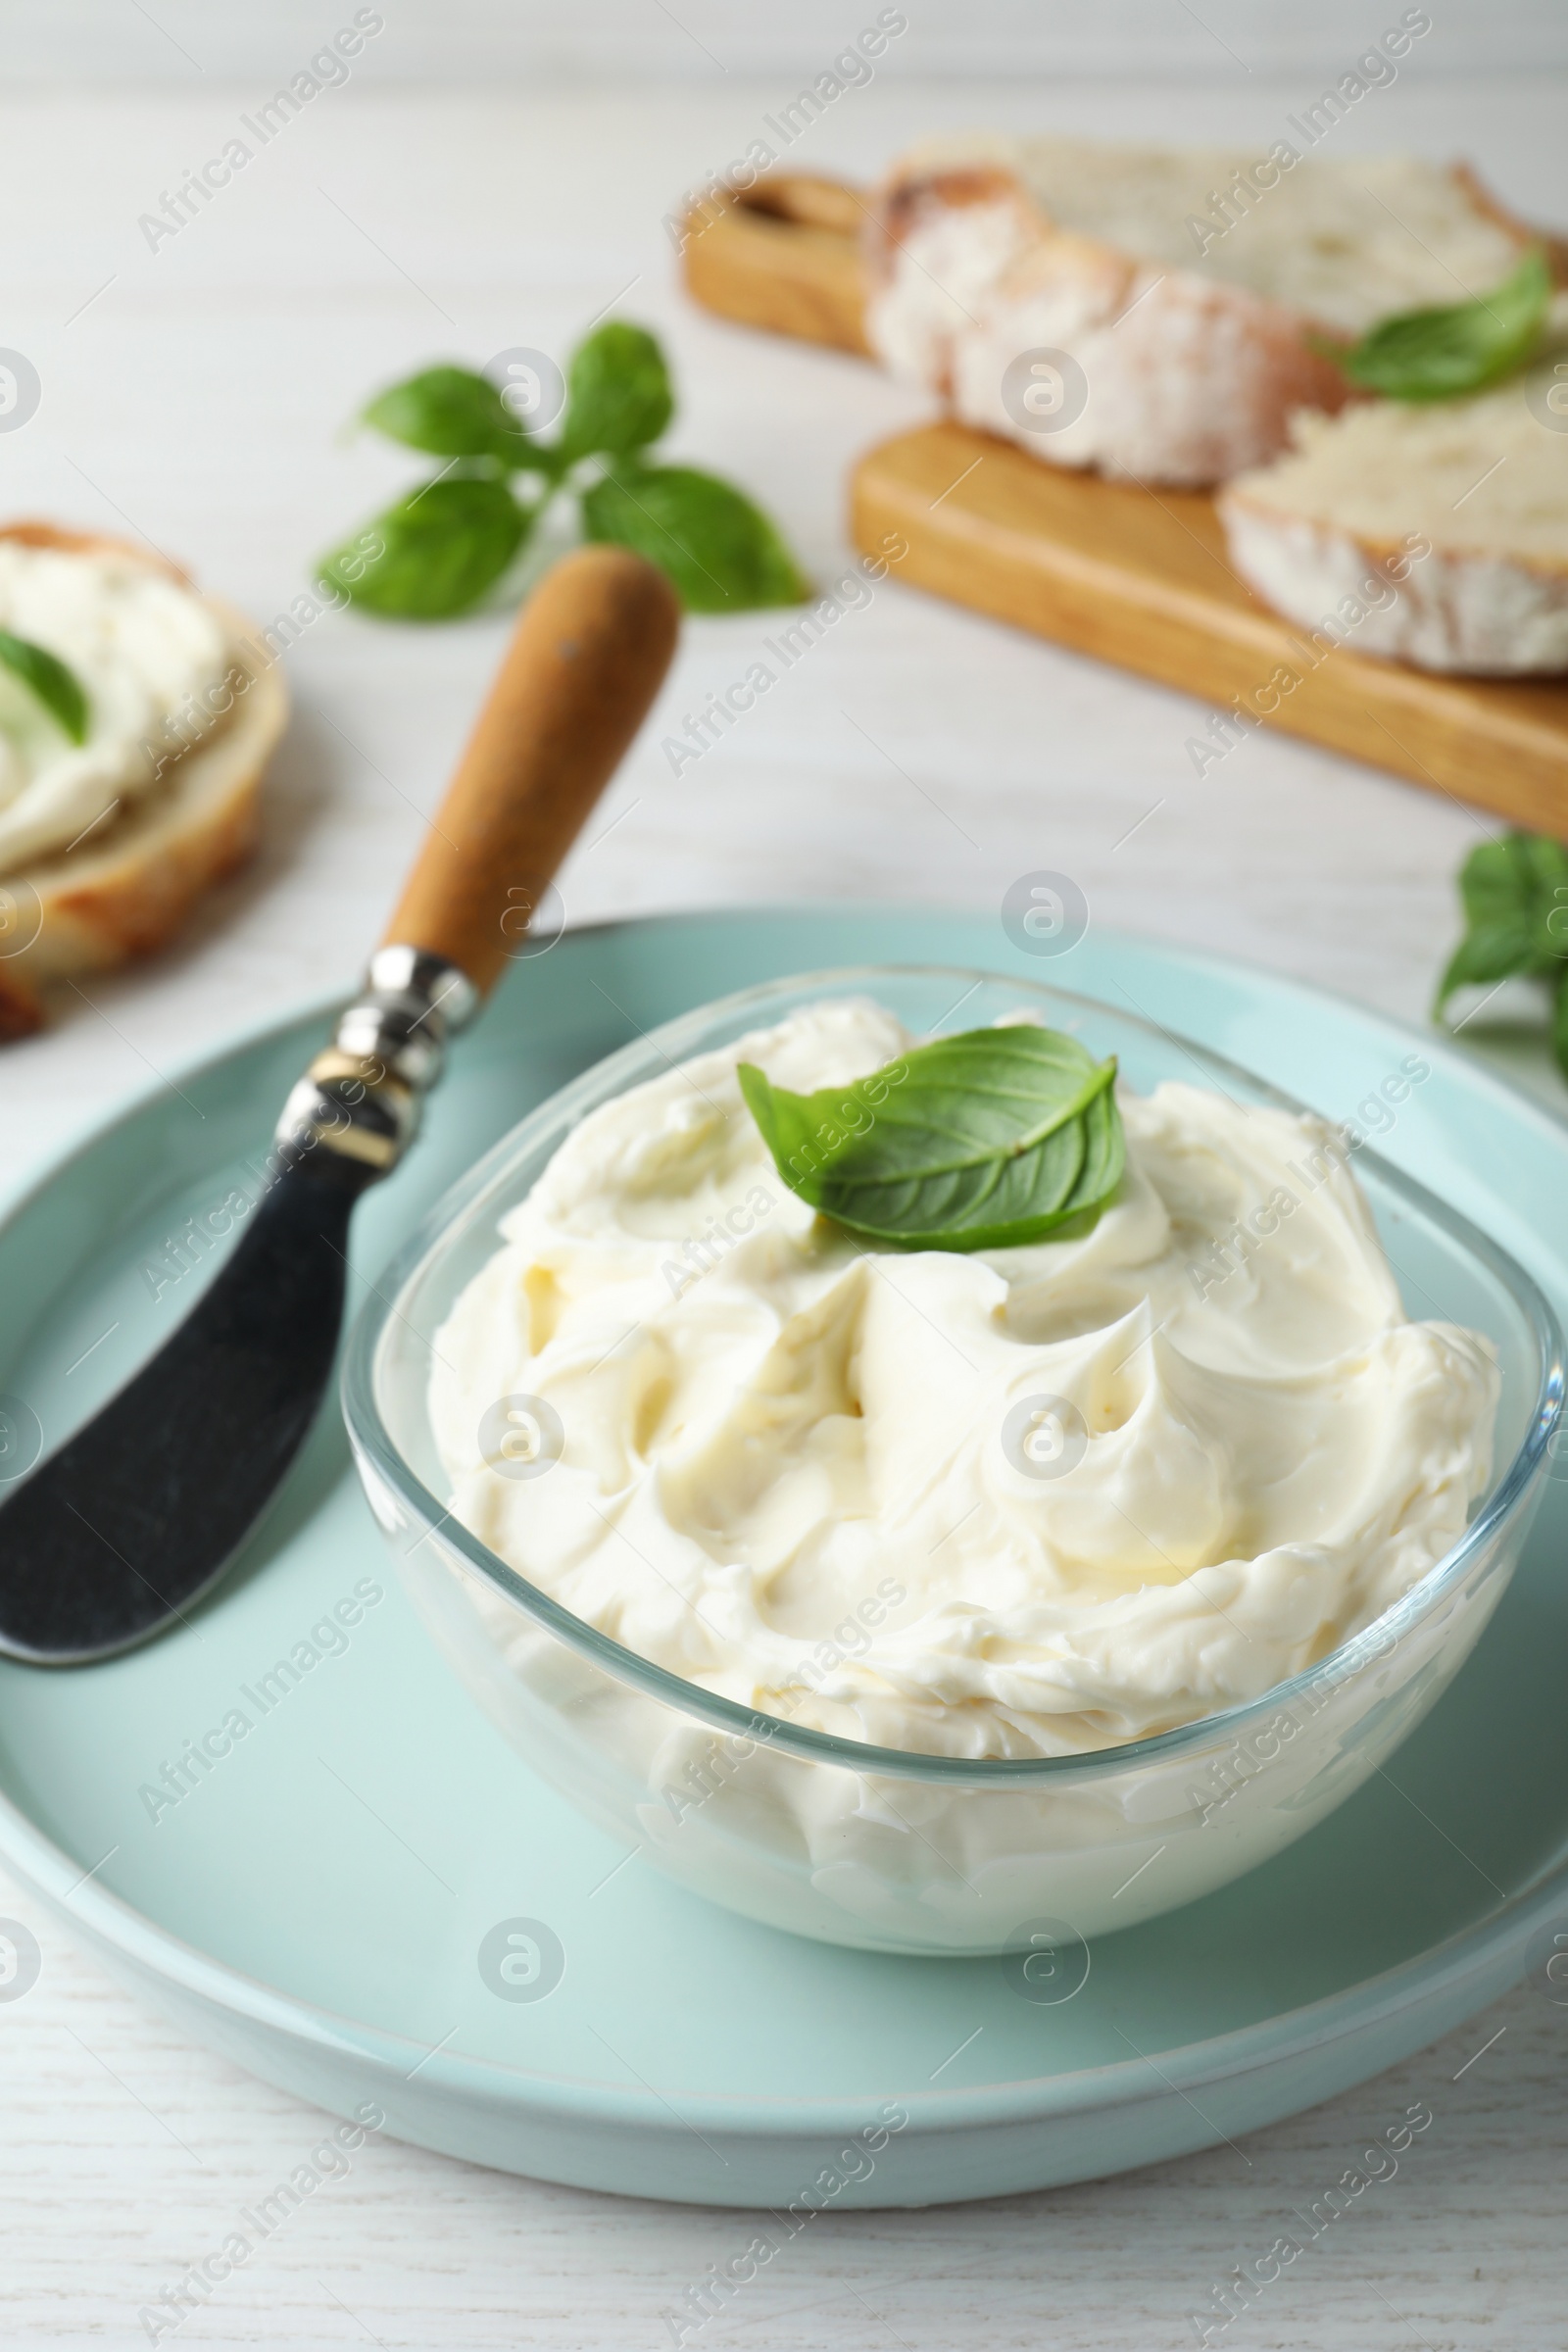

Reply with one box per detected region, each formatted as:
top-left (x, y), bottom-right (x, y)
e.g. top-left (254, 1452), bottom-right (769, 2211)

top-left (683, 180), bottom-right (1568, 834)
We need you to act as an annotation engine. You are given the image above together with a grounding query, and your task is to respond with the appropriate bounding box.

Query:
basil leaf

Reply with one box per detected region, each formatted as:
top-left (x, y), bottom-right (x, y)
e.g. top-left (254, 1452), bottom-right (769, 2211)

top-left (1435, 916), bottom-right (1542, 1008)
top-left (319, 476), bottom-right (530, 619)
top-left (1553, 972), bottom-right (1568, 1086)
top-left (362, 365), bottom-right (558, 471)
top-left (1461, 830), bottom-right (1568, 933)
top-left (560, 322), bottom-right (673, 462)
top-left (1457, 832), bottom-right (1542, 929)
top-left (581, 464), bottom-right (808, 612)
top-left (0, 628), bottom-right (89, 745)
top-left (1435, 829), bottom-right (1568, 1015)
top-left (738, 1026), bottom-right (1125, 1251)
top-left (1337, 247), bottom-right (1551, 402)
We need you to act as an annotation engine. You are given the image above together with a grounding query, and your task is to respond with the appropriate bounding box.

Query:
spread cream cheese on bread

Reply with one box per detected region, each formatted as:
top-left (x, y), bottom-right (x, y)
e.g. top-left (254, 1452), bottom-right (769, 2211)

top-left (0, 522), bottom-right (288, 1041)
top-left (430, 999), bottom-right (1498, 1761)
top-left (0, 536), bottom-right (232, 873)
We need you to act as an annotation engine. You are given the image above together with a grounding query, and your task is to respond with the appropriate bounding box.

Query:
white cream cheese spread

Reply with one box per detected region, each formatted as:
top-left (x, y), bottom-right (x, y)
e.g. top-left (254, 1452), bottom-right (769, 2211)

top-left (0, 538), bottom-right (231, 873)
top-left (430, 999), bottom-right (1498, 1761)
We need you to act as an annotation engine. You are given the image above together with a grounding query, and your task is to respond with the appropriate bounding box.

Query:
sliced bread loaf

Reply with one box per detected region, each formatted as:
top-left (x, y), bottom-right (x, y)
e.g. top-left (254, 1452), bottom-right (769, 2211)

top-left (866, 137), bottom-right (1538, 486)
top-left (1218, 318), bottom-right (1568, 673)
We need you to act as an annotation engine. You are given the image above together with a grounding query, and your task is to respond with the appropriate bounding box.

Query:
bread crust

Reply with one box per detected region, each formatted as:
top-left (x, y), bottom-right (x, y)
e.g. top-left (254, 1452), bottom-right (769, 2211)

top-left (951, 235), bottom-right (1351, 488)
top-left (1219, 490), bottom-right (1568, 675)
top-left (863, 166), bottom-right (1049, 401)
top-left (0, 524), bottom-right (288, 1038)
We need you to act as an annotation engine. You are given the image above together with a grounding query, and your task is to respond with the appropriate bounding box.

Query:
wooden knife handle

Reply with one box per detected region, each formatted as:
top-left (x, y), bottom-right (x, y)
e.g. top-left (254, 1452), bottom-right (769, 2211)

top-left (381, 545), bottom-right (679, 994)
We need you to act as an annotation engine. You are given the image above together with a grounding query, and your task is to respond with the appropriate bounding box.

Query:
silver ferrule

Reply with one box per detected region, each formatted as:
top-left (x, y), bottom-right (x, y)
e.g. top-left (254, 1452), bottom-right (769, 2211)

top-left (274, 947), bottom-right (480, 1174)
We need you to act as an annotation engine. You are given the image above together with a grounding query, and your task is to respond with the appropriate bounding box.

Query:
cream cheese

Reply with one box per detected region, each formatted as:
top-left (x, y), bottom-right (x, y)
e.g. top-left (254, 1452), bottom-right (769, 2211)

top-left (429, 999), bottom-right (1498, 1761)
top-left (0, 538), bottom-right (231, 873)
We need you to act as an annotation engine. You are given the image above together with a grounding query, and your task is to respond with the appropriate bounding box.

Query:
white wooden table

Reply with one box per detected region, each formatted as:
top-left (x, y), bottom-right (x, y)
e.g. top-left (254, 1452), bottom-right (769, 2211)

top-left (1, 62), bottom-right (1565, 2350)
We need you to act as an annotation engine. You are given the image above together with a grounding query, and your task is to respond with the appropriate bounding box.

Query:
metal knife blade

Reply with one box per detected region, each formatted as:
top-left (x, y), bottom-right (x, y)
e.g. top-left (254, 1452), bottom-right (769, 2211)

top-left (0, 1152), bottom-right (376, 1663)
top-left (0, 934), bottom-right (475, 1667)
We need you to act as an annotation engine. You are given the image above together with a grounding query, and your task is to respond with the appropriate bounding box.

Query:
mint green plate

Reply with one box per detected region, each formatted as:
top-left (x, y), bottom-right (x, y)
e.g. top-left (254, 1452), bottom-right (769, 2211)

top-left (2, 909), bottom-right (1566, 2207)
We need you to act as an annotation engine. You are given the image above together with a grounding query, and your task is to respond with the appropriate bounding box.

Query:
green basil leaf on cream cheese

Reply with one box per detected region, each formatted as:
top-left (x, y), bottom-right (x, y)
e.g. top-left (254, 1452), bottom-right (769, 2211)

top-left (1335, 247), bottom-right (1551, 402)
top-left (738, 1025), bottom-right (1125, 1251)
top-left (0, 628), bottom-right (89, 745)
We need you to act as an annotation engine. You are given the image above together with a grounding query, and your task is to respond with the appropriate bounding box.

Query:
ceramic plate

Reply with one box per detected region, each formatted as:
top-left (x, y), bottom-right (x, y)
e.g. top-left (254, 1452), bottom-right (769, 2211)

top-left (2, 908), bottom-right (1566, 2208)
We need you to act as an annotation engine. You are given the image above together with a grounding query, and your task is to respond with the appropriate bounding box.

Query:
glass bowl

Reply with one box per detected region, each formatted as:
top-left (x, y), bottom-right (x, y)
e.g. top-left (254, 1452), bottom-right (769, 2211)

top-left (342, 967), bottom-right (1563, 1957)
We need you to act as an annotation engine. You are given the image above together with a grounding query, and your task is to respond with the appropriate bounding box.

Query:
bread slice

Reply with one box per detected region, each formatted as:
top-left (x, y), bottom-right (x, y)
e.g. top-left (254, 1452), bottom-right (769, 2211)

top-left (0, 524), bottom-right (287, 1039)
top-left (866, 138), bottom-right (1538, 486)
top-left (1218, 317), bottom-right (1568, 674)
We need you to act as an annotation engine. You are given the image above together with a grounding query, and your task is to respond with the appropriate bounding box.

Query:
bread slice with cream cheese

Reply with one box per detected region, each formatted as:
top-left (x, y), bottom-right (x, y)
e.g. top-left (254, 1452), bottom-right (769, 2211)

top-left (866, 137), bottom-right (1543, 486)
top-left (0, 524), bottom-right (287, 1038)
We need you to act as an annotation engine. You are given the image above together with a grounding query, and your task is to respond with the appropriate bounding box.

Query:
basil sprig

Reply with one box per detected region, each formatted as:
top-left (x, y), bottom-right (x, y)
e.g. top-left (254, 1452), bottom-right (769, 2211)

top-left (739, 1026), bottom-right (1126, 1251)
top-left (1329, 247), bottom-right (1551, 402)
top-left (1435, 830), bottom-right (1568, 1078)
top-left (320, 321), bottom-right (808, 620)
top-left (0, 628), bottom-right (89, 745)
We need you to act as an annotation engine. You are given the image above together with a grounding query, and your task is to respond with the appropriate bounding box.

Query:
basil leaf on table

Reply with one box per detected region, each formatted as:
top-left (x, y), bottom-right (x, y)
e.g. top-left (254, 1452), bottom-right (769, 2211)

top-left (362, 365), bottom-right (559, 471)
top-left (1434, 831), bottom-right (1568, 1010)
top-left (1435, 828), bottom-right (1568, 1082)
top-left (559, 322), bottom-right (674, 463)
top-left (1334, 247), bottom-right (1551, 402)
top-left (582, 465), bottom-right (809, 612)
top-left (320, 475), bottom-right (530, 619)
top-left (330, 319), bottom-right (808, 619)
top-left (1457, 829), bottom-right (1568, 935)
top-left (738, 1027), bottom-right (1126, 1251)
top-left (1436, 916), bottom-right (1543, 1002)
top-left (0, 628), bottom-right (89, 744)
